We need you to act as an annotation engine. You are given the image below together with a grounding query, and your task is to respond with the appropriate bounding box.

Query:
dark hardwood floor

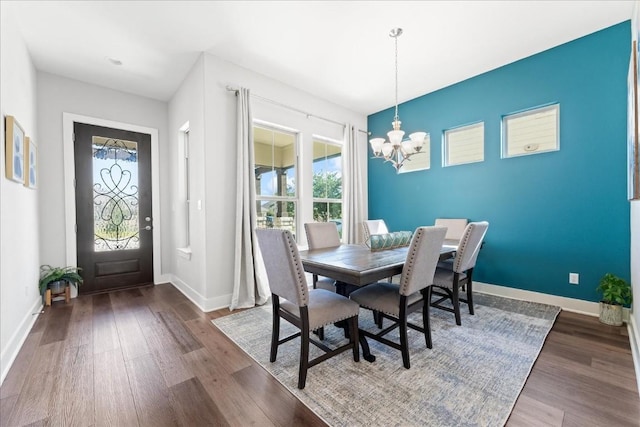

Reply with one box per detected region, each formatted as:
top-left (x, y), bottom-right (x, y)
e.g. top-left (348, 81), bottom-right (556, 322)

top-left (1, 283), bottom-right (638, 426)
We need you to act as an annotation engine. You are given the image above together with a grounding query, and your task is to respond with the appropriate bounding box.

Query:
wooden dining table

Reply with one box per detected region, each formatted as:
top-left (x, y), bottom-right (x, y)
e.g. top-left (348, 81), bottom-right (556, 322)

top-left (298, 243), bottom-right (457, 362)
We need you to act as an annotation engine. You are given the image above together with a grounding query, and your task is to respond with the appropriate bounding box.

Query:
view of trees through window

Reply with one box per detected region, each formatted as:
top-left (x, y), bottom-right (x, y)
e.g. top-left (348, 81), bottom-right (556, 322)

top-left (312, 138), bottom-right (342, 237)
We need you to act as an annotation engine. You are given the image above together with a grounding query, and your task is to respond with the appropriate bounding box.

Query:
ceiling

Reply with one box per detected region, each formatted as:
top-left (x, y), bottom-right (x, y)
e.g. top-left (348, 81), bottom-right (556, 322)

top-left (2, 1), bottom-right (635, 115)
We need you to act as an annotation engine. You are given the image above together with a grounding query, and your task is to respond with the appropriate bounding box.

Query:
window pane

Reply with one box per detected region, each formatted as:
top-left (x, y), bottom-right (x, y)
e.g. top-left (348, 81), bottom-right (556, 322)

top-left (93, 136), bottom-right (140, 252)
top-left (254, 127), bottom-right (296, 197)
top-left (444, 122), bottom-right (484, 166)
top-left (256, 201), bottom-right (296, 236)
top-left (502, 104), bottom-right (559, 158)
top-left (312, 139), bottom-right (342, 199)
top-left (254, 125), bottom-right (298, 240)
top-left (312, 202), bottom-right (342, 238)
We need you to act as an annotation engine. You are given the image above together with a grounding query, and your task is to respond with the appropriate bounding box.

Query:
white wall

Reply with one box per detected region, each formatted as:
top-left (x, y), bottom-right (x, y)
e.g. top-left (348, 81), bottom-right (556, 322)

top-left (0, 6), bottom-right (41, 382)
top-left (166, 56), bottom-right (208, 304)
top-left (36, 72), bottom-right (170, 273)
top-left (167, 52), bottom-right (367, 310)
top-left (630, 199), bottom-right (640, 389)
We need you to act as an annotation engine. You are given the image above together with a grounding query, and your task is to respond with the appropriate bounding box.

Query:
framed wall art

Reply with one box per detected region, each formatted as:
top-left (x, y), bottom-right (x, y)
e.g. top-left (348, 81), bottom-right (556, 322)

top-left (24, 136), bottom-right (37, 189)
top-left (5, 115), bottom-right (25, 183)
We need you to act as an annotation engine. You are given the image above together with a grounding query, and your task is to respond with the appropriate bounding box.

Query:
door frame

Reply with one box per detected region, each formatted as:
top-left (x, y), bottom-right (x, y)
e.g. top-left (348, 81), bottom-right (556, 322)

top-left (62, 113), bottom-right (164, 285)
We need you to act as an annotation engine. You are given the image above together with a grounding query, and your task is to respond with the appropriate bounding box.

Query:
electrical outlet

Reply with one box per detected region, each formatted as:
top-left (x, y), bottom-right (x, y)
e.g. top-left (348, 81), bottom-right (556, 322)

top-left (569, 273), bottom-right (579, 285)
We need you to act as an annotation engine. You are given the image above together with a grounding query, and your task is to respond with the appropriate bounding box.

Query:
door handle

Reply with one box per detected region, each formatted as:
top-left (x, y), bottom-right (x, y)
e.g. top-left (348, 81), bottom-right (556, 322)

top-left (141, 225), bottom-right (152, 231)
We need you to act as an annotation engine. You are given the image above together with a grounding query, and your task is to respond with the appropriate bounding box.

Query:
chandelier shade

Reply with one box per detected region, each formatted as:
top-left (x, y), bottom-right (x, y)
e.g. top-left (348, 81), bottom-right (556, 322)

top-left (369, 28), bottom-right (426, 171)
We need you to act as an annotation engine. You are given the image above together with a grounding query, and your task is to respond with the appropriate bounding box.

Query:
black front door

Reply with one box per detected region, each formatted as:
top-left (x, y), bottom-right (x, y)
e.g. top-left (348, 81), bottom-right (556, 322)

top-left (74, 122), bottom-right (153, 294)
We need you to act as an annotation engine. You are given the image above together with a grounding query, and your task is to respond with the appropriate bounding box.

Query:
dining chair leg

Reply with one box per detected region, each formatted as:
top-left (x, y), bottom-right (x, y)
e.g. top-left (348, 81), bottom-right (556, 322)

top-left (317, 326), bottom-right (325, 341)
top-left (399, 299), bottom-right (410, 369)
top-left (298, 329), bottom-right (310, 389)
top-left (348, 316), bottom-right (360, 362)
top-left (466, 271), bottom-right (475, 315)
top-left (452, 274), bottom-right (462, 326)
top-left (423, 287), bottom-right (433, 349)
top-left (298, 311), bottom-right (311, 389)
top-left (374, 310), bottom-right (383, 328)
top-left (270, 297), bottom-right (280, 362)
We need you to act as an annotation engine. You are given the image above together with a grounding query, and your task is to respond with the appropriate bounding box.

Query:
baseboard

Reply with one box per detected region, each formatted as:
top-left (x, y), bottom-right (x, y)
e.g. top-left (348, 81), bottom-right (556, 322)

top-left (168, 275), bottom-right (232, 312)
top-left (0, 298), bottom-right (43, 385)
top-left (475, 281), bottom-right (601, 315)
top-left (474, 282), bottom-right (632, 320)
top-left (155, 273), bottom-right (173, 284)
top-left (628, 314), bottom-right (640, 394)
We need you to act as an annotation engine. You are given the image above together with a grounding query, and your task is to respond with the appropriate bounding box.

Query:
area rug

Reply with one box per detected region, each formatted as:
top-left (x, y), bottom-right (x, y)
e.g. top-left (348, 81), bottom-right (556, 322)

top-left (212, 293), bottom-right (560, 427)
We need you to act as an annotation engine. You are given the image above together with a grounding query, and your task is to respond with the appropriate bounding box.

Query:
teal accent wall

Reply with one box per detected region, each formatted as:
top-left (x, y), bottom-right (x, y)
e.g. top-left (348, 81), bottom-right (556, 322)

top-left (367, 21), bottom-right (631, 302)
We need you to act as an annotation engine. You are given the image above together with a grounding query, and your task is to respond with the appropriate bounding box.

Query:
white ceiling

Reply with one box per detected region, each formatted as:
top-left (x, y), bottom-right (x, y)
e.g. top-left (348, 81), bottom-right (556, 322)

top-left (3, 1), bottom-right (635, 115)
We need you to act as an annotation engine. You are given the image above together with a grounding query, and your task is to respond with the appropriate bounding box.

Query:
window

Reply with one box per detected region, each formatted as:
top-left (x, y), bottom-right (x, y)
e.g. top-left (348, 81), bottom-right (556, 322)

top-left (254, 125), bottom-right (298, 237)
top-left (183, 129), bottom-right (191, 247)
top-left (443, 122), bottom-right (484, 167)
top-left (398, 133), bottom-right (430, 173)
top-left (502, 104), bottom-right (559, 158)
top-left (177, 122), bottom-right (191, 257)
top-left (312, 136), bottom-right (343, 237)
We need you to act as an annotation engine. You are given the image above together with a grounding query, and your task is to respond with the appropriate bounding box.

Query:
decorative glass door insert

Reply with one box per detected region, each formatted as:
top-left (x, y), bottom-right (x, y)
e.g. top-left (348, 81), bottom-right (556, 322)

top-left (92, 136), bottom-right (140, 252)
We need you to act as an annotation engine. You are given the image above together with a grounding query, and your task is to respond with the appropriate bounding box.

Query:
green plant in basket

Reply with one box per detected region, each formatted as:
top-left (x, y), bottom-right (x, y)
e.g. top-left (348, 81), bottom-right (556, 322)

top-left (596, 273), bottom-right (632, 306)
top-left (596, 273), bottom-right (632, 326)
top-left (38, 265), bottom-right (83, 296)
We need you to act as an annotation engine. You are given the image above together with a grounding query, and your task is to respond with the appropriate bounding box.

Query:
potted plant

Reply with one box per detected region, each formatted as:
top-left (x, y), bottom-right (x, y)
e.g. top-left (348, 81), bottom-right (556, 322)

top-left (596, 273), bottom-right (632, 326)
top-left (38, 264), bottom-right (83, 296)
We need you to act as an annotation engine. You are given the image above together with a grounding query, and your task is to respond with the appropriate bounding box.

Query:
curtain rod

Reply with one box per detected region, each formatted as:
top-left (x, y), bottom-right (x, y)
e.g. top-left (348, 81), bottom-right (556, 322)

top-left (226, 86), bottom-right (345, 128)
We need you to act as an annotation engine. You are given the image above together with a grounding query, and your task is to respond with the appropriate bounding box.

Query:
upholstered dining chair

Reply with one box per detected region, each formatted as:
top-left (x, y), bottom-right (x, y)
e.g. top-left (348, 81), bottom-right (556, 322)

top-left (362, 219), bottom-right (389, 244)
top-left (256, 228), bottom-right (360, 389)
top-left (303, 222), bottom-right (341, 291)
top-left (349, 226), bottom-right (447, 369)
top-left (430, 221), bottom-right (489, 326)
top-left (434, 218), bottom-right (468, 248)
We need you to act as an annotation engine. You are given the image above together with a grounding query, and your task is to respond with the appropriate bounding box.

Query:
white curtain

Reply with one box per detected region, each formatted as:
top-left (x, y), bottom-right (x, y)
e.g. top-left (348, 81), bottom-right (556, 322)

top-left (230, 88), bottom-right (270, 310)
top-left (343, 124), bottom-right (367, 244)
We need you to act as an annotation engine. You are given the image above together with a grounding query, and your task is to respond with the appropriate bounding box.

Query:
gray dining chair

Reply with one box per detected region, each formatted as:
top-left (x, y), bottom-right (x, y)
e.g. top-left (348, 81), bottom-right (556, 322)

top-left (430, 221), bottom-right (489, 325)
top-left (349, 226), bottom-right (447, 369)
top-left (256, 228), bottom-right (360, 389)
top-left (362, 219), bottom-right (389, 245)
top-left (434, 218), bottom-right (468, 248)
top-left (303, 222), bottom-right (340, 291)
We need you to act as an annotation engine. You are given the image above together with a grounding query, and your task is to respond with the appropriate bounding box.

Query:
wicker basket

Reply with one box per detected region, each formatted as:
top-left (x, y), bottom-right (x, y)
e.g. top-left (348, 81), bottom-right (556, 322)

top-left (598, 302), bottom-right (623, 326)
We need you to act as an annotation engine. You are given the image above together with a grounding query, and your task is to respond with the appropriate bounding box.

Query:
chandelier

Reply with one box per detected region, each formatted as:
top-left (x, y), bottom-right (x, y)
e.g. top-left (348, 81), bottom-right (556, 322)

top-left (369, 28), bottom-right (426, 171)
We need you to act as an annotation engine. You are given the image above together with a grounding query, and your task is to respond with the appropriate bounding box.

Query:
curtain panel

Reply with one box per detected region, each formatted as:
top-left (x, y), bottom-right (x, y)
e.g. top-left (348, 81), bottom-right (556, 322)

top-left (231, 88), bottom-right (270, 310)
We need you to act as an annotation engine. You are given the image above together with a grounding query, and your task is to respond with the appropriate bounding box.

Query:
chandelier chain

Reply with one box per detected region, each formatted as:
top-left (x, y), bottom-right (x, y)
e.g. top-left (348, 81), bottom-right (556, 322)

top-left (394, 33), bottom-right (399, 123)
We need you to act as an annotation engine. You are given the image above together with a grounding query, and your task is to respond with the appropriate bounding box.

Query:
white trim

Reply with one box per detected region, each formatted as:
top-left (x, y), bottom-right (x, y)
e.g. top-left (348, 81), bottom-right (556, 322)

top-left (176, 247), bottom-right (192, 260)
top-left (474, 282), bottom-right (599, 315)
top-left (474, 281), bottom-right (633, 322)
top-left (0, 298), bottom-right (43, 385)
top-left (628, 314), bottom-right (640, 395)
top-left (62, 113), bottom-right (163, 285)
top-left (169, 275), bottom-right (233, 312)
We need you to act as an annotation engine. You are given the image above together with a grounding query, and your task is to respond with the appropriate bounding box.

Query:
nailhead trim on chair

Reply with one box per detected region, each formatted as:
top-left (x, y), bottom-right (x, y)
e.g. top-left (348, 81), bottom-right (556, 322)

top-left (283, 230), bottom-right (309, 306)
top-left (400, 227), bottom-right (422, 295)
top-left (454, 224), bottom-right (473, 272)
